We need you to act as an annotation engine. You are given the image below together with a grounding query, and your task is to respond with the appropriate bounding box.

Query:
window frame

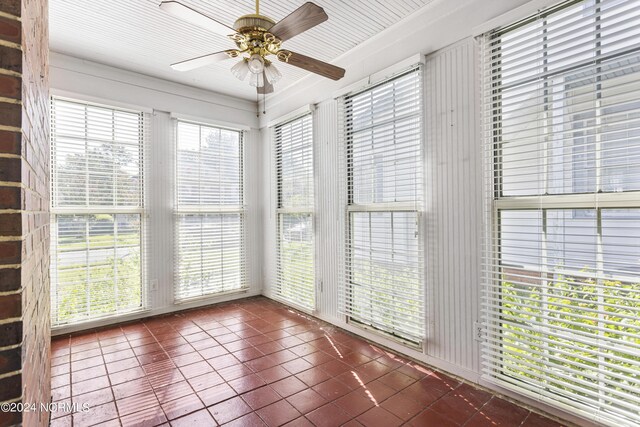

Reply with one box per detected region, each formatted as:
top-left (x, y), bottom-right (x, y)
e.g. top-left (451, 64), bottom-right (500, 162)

top-left (173, 119), bottom-right (247, 302)
top-left (341, 65), bottom-right (426, 347)
top-left (274, 113), bottom-right (316, 311)
top-left (49, 96), bottom-right (148, 327)
top-left (483, 0), bottom-right (640, 424)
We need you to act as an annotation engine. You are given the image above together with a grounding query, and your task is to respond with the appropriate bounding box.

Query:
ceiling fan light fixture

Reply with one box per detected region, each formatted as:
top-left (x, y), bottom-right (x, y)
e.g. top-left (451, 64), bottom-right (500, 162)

top-left (249, 70), bottom-right (265, 88)
top-left (231, 58), bottom-right (250, 81)
top-left (264, 62), bottom-right (282, 84)
top-left (248, 53), bottom-right (265, 74)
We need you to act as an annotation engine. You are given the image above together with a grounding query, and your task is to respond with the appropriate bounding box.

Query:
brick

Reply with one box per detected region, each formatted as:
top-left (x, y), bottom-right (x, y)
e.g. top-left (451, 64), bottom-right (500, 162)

top-left (0, 406), bottom-right (21, 426)
top-left (0, 373), bottom-right (21, 401)
top-left (0, 0), bottom-right (20, 17)
top-left (0, 157), bottom-right (20, 182)
top-left (0, 186), bottom-right (19, 208)
top-left (0, 212), bottom-right (20, 235)
top-left (0, 102), bottom-right (20, 128)
top-left (0, 347), bottom-right (20, 373)
top-left (0, 321), bottom-right (21, 347)
top-left (0, 240), bottom-right (20, 264)
top-left (3, 1), bottom-right (51, 425)
top-left (0, 293), bottom-right (20, 318)
top-left (0, 15), bottom-right (20, 44)
top-left (0, 130), bottom-right (20, 154)
top-left (0, 74), bottom-right (20, 99)
top-left (0, 45), bottom-right (21, 75)
top-left (0, 267), bottom-right (19, 291)
top-left (0, 187), bottom-right (22, 209)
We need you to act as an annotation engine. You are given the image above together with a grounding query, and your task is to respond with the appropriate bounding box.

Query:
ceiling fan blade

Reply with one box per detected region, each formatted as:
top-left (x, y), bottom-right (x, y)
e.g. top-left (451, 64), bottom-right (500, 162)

top-left (258, 73), bottom-right (274, 94)
top-left (269, 2), bottom-right (328, 41)
top-left (171, 51), bottom-right (236, 71)
top-left (281, 51), bottom-right (345, 80)
top-left (160, 1), bottom-right (236, 37)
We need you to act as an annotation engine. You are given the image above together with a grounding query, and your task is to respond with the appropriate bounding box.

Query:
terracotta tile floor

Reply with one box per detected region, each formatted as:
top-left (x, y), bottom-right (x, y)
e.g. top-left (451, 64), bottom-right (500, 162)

top-left (50, 297), bottom-right (566, 427)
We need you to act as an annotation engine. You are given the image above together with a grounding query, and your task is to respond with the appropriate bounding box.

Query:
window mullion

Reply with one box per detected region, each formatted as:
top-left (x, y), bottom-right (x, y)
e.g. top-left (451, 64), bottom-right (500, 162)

top-left (51, 207), bottom-right (144, 215)
top-left (367, 211), bottom-right (373, 321)
top-left (85, 216), bottom-right (90, 318)
top-left (542, 18), bottom-right (550, 196)
top-left (112, 110), bottom-right (117, 208)
top-left (114, 214), bottom-right (119, 312)
top-left (84, 106), bottom-right (89, 207)
top-left (595, 0), bottom-right (603, 193)
top-left (595, 207), bottom-right (606, 405)
top-left (540, 209), bottom-right (550, 390)
top-left (347, 202), bottom-right (418, 212)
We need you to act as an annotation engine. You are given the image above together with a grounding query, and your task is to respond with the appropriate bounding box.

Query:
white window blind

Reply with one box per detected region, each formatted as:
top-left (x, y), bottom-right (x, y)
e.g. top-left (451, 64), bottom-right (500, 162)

top-left (50, 97), bottom-right (147, 326)
top-left (482, 1), bottom-right (640, 425)
top-left (338, 67), bottom-right (425, 346)
top-left (274, 113), bottom-right (315, 311)
top-left (174, 121), bottom-right (246, 300)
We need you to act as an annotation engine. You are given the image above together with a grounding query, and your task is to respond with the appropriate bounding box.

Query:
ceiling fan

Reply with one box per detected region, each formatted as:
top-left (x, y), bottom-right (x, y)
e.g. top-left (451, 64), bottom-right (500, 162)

top-left (160, 0), bottom-right (346, 94)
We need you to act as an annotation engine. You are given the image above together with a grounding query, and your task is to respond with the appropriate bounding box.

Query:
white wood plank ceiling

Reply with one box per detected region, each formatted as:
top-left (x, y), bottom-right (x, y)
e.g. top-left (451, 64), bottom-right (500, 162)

top-left (49, 0), bottom-right (433, 100)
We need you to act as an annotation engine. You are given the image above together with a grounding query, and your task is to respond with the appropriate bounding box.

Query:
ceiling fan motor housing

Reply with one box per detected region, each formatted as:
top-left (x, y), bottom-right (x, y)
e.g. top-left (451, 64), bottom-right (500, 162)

top-left (232, 14), bottom-right (282, 59)
top-left (233, 14), bottom-right (275, 33)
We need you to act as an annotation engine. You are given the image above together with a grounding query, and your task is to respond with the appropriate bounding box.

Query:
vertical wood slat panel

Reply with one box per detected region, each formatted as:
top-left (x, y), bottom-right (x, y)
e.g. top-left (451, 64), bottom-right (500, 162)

top-left (425, 38), bottom-right (482, 372)
top-left (244, 128), bottom-right (263, 294)
top-left (314, 100), bottom-right (340, 320)
top-left (148, 111), bottom-right (175, 310)
top-left (261, 127), bottom-right (277, 298)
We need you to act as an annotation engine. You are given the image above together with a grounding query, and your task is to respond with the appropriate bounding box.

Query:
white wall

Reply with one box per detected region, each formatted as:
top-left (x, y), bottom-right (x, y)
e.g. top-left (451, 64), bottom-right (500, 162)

top-left (50, 53), bottom-right (264, 334)
top-left (424, 39), bottom-right (483, 375)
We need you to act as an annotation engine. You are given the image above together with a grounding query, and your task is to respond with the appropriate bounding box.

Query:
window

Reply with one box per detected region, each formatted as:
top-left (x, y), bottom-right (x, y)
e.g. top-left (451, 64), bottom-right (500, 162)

top-left (274, 114), bottom-right (315, 310)
top-left (339, 67), bottom-right (425, 345)
top-left (174, 121), bottom-right (246, 300)
top-left (483, 1), bottom-right (640, 425)
top-left (50, 97), bottom-right (146, 326)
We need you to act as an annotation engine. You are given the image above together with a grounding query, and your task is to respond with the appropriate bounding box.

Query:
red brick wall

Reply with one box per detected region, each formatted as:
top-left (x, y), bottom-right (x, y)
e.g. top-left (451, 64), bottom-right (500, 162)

top-left (0, 0), bottom-right (50, 426)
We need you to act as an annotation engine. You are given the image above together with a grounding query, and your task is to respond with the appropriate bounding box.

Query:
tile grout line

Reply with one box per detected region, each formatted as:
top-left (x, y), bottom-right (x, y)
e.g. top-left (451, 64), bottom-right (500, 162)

top-left (51, 297), bottom-right (564, 427)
